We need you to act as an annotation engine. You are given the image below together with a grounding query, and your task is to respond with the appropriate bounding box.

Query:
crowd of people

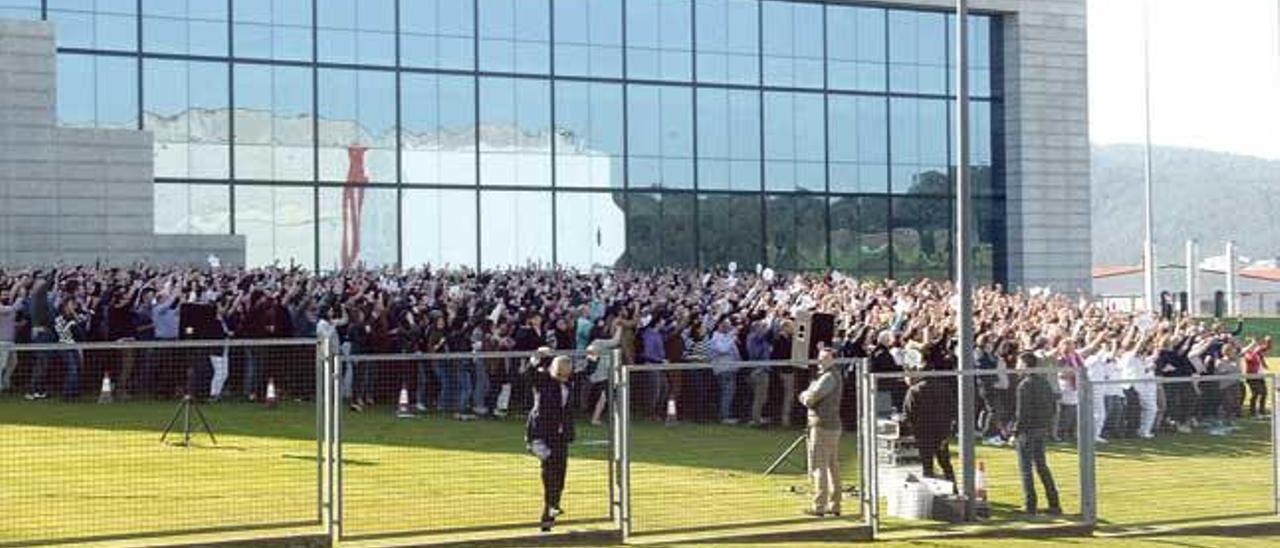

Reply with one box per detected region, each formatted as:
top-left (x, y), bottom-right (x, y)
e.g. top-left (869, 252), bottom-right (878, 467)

top-left (0, 264), bottom-right (1273, 441)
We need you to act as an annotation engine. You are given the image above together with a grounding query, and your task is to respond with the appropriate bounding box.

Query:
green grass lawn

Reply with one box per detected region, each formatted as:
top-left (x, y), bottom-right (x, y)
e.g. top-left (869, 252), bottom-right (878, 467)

top-left (1, 396), bottom-right (1278, 547)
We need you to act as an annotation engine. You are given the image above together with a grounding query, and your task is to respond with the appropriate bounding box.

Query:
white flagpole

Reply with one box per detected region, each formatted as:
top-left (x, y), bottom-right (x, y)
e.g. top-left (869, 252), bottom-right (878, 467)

top-left (954, 0), bottom-right (977, 522)
top-left (1142, 0), bottom-right (1157, 312)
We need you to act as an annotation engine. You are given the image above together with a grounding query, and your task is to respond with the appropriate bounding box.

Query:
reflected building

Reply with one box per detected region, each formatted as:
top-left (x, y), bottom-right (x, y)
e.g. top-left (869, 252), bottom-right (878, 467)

top-left (1, 0), bottom-right (1091, 289)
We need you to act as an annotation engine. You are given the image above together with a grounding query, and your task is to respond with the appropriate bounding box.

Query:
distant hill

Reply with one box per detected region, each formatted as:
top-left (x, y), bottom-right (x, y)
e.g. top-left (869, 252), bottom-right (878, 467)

top-left (1091, 144), bottom-right (1280, 266)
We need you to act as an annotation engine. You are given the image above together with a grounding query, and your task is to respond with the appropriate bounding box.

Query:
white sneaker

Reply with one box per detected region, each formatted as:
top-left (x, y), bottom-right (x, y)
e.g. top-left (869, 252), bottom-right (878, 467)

top-left (414, 403), bottom-right (428, 413)
top-left (983, 436), bottom-right (1005, 446)
top-left (1094, 437), bottom-right (1108, 444)
top-left (1139, 432), bottom-right (1155, 439)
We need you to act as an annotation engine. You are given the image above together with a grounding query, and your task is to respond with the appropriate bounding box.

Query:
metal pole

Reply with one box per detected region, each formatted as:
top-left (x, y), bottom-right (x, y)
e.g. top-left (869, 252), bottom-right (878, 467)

top-left (1142, 0), bottom-right (1158, 312)
top-left (620, 362), bottom-right (633, 540)
top-left (1185, 239), bottom-right (1198, 316)
top-left (1078, 370), bottom-right (1098, 527)
top-left (1223, 240), bottom-right (1233, 314)
top-left (866, 371), bottom-right (880, 537)
top-left (1273, 372), bottom-right (1279, 515)
top-left (954, 0), bottom-right (977, 522)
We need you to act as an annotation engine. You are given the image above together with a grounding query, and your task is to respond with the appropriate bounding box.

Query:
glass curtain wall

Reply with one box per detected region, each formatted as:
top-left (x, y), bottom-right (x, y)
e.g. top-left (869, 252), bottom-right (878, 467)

top-left (39, 0), bottom-right (1003, 281)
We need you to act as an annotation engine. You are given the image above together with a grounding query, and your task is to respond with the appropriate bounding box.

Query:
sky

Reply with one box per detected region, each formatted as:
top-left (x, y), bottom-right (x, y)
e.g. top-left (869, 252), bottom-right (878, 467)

top-left (1088, 0), bottom-right (1280, 160)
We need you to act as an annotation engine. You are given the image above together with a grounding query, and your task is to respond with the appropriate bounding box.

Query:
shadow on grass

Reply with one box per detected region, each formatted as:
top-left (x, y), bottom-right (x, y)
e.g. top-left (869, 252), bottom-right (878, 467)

top-left (0, 519), bottom-right (321, 548)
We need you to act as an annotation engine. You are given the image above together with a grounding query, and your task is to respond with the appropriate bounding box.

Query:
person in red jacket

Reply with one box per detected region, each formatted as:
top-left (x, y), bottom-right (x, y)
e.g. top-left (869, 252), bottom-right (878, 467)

top-left (1243, 336), bottom-right (1272, 418)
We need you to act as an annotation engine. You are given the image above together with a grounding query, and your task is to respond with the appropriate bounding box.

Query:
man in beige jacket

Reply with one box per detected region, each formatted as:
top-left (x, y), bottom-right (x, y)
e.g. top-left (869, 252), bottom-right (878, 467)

top-left (799, 347), bottom-right (843, 517)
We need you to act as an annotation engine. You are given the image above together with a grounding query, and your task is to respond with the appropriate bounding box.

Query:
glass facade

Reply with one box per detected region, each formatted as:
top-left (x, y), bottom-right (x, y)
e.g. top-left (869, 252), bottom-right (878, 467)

top-left (34, 0), bottom-right (1003, 281)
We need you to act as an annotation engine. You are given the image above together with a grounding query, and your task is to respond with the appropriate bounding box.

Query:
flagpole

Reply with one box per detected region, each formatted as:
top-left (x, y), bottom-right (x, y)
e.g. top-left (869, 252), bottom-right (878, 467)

top-left (1142, 0), bottom-right (1157, 312)
top-left (954, 0), bottom-right (977, 522)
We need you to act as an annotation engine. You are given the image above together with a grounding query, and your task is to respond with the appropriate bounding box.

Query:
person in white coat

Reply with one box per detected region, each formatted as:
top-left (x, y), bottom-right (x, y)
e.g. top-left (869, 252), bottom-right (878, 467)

top-left (1121, 333), bottom-right (1159, 439)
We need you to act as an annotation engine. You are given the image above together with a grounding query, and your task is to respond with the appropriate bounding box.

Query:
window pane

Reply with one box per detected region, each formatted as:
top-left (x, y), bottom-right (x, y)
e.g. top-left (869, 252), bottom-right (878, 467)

top-left (233, 0), bottom-right (313, 61)
top-left (627, 192), bottom-right (695, 268)
top-left (829, 95), bottom-right (888, 194)
top-left (233, 64), bottom-right (314, 181)
top-left (763, 91), bottom-right (824, 192)
top-left (975, 197), bottom-right (1003, 284)
top-left (949, 14), bottom-right (992, 98)
top-left (829, 196), bottom-right (888, 277)
top-left (0, 0), bottom-right (40, 20)
top-left (319, 186), bottom-right (397, 269)
top-left (480, 190), bottom-right (552, 268)
top-left (50, 0), bottom-right (137, 50)
top-left (892, 196), bottom-right (951, 280)
top-left (142, 0), bottom-right (229, 56)
top-left (698, 193), bottom-right (760, 266)
top-left (627, 84), bottom-right (693, 189)
top-left (626, 0), bottom-right (692, 81)
top-left (554, 81), bottom-right (623, 189)
top-left (479, 0), bottom-right (550, 74)
top-left (402, 0), bottom-right (475, 70)
top-left (402, 188), bottom-right (477, 269)
top-left (317, 0), bottom-right (395, 65)
top-left (766, 194), bottom-right (826, 269)
top-left (696, 88), bottom-right (759, 191)
top-left (402, 73), bottom-right (475, 185)
top-left (479, 77), bottom-right (551, 187)
top-left (889, 10), bottom-right (946, 95)
top-left (554, 0), bottom-right (621, 78)
top-left (827, 5), bottom-right (886, 91)
top-left (57, 54), bottom-right (139, 130)
top-left (153, 183), bottom-right (229, 235)
top-left (144, 60), bottom-right (230, 179)
top-left (695, 0), bottom-right (757, 85)
top-left (761, 0), bottom-right (822, 88)
top-left (235, 185), bottom-right (315, 268)
top-left (318, 69), bottom-right (397, 183)
top-left (965, 100), bottom-right (996, 195)
top-left (555, 192), bottom-right (627, 269)
top-left (890, 97), bottom-right (948, 194)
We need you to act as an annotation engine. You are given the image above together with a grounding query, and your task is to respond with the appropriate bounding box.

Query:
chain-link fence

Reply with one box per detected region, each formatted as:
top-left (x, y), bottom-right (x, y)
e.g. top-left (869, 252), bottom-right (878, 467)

top-left (614, 357), bottom-right (865, 542)
top-left (332, 349), bottom-right (616, 543)
top-left (1089, 373), bottom-right (1280, 531)
top-left (0, 338), bottom-right (322, 546)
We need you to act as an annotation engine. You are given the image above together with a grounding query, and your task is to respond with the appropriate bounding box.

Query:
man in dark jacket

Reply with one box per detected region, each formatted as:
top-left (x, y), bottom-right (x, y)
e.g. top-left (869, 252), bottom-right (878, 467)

top-left (526, 351), bottom-right (575, 532)
top-left (1012, 351), bottom-right (1061, 516)
top-left (903, 363), bottom-right (956, 485)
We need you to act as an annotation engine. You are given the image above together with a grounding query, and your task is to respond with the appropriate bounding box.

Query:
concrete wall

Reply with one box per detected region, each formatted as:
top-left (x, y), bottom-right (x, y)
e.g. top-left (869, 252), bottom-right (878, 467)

top-left (878, 0), bottom-right (1092, 292)
top-left (0, 19), bottom-right (244, 267)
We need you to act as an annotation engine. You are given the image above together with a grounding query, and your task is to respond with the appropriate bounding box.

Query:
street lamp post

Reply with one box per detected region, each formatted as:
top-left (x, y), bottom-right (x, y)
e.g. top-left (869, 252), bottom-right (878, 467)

top-left (1142, 0), bottom-right (1158, 312)
top-left (954, 0), bottom-right (977, 522)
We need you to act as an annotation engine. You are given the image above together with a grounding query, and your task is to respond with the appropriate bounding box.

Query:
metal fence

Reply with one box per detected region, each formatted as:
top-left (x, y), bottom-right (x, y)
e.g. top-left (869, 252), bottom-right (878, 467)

top-left (613, 357), bottom-right (867, 543)
top-left (330, 349), bottom-right (617, 544)
top-left (0, 338), bottom-right (323, 547)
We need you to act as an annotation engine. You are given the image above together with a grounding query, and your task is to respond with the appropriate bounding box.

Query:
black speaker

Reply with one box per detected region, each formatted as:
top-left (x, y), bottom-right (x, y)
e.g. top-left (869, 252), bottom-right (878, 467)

top-left (792, 311), bottom-right (836, 362)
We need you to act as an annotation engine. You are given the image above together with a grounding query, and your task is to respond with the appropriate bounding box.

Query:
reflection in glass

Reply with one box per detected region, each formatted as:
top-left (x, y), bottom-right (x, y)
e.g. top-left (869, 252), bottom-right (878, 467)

top-left (235, 185), bottom-right (315, 268)
top-left (554, 81), bottom-right (624, 189)
top-left (554, 0), bottom-right (622, 78)
top-left (695, 0), bottom-right (758, 85)
top-left (890, 97), bottom-right (948, 194)
top-left (317, 0), bottom-right (395, 65)
top-left (829, 95), bottom-right (888, 194)
top-left (888, 10), bottom-right (946, 95)
top-left (233, 0), bottom-right (313, 61)
top-left (696, 88), bottom-right (759, 192)
top-left (153, 183), bottom-right (229, 235)
top-left (402, 189), bottom-right (477, 269)
top-left (318, 69), bottom-right (397, 183)
top-left (401, 0), bottom-right (475, 70)
top-left (0, 0), bottom-right (40, 20)
top-left (975, 198), bottom-right (1004, 285)
top-left (319, 186), bottom-right (397, 269)
top-left (698, 194), bottom-right (761, 266)
top-left (144, 60), bottom-right (230, 179)
top-left (766, 194), bottom-right (827, 269)
top-left (234, 64), bottom-right (314, 181)
top-left (830, 196), bottom-right (889, 277)
top-left (480, 77), bottom-right (552, 187)
top-left (764, 91), bottom-right (825, 193)
top-left (142, 0), bottom-right (228, 56)
top-left (481, 190), bottom-right (553, 268)
top-left (555, 192), bottom-right (627, 269)
top-left (48, 0), bottom-right (137, 50)
top-left (892, 196), bottom-right (951, 280)
top-left (627, 84), bottom-right (693, 189)
top-left (401, 73), bottom-right (476, 185)
top-left (761, 0), bottom-right (823, 88)
top-left (57, 54), bottom-right (138, 130)
top-left (627, 193), bottom-right (696, 268)
top-left (949, 14), bottom-right (993, 98)
top-left (626, 0), bottom-right (692, 81)
top-left (827, 5), bottom-right (886, 91)
top-left (479, 0), bottom-right (550, 74)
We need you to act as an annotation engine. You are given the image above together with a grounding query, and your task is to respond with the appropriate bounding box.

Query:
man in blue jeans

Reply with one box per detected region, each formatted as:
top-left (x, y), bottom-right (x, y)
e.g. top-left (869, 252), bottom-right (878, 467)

top-left (1012, 351), bottom-right (1061, 517)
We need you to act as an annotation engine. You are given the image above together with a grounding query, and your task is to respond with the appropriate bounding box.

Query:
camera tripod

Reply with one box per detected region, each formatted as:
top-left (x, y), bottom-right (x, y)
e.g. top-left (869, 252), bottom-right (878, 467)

top-left (161, 395), bottom-right (218, 447)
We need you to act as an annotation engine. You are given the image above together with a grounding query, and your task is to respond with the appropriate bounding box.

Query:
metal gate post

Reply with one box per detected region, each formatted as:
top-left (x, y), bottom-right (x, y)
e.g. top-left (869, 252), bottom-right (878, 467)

top-left (864, 370), bottom-right (879, 538)
top-left (619, 360), bottom-right (633, 540)
top-left (1078, 372), bottom-right (1097, 527)
top-left (332, 355), bottom-right (345, 540)
top-left (1272, 373), bottom-right (1279, 516)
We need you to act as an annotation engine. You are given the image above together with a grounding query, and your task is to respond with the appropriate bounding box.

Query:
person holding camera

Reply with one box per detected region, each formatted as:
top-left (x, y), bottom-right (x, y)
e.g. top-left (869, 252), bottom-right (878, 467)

top-left (799, 347), bottom-right (843, 517)
top-left (526, 349), bottom-right (575, 532)
top-left (1012, 351), bottom-right (1061, 517)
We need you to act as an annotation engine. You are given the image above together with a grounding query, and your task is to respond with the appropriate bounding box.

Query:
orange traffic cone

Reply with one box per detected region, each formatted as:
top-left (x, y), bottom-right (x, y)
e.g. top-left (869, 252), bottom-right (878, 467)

top-left (264, 378), bottom-right (278, 409)
top-left (98, 373), bottom-right (114, 404)
top-left (396, 385), bottom-right (414, 419)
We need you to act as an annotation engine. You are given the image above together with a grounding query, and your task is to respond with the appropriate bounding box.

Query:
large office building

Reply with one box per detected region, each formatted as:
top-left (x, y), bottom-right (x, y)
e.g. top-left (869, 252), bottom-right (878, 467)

top-left (0, 0), bottom-right (1089, 290)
